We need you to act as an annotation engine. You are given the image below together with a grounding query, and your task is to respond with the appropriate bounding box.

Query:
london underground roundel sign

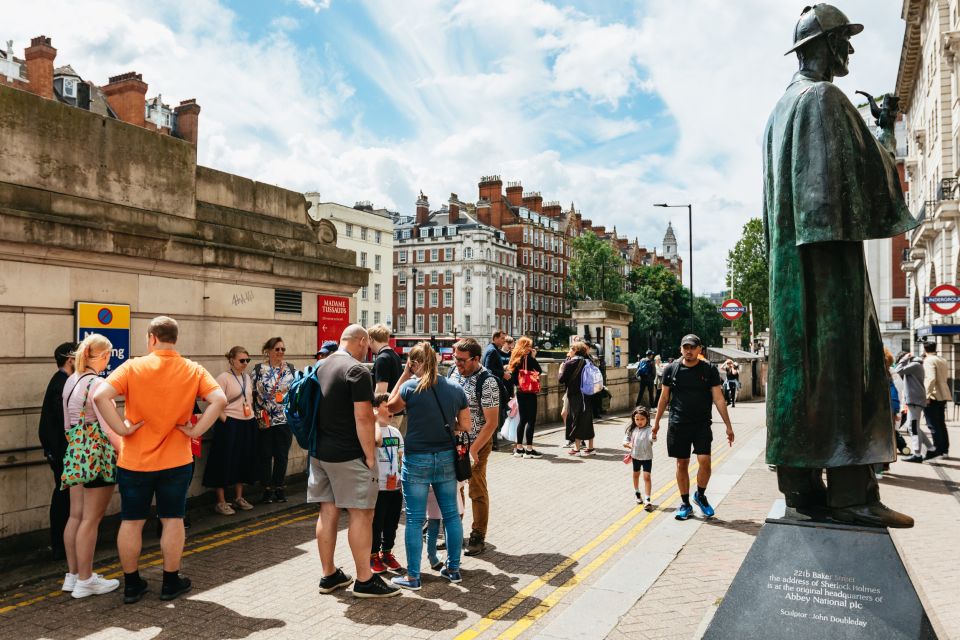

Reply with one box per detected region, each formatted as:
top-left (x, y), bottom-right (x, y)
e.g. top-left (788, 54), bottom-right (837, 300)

top-left (718, 298), bottom-right (747, 321)
top-left (924, 284), bottom-right (960, 315)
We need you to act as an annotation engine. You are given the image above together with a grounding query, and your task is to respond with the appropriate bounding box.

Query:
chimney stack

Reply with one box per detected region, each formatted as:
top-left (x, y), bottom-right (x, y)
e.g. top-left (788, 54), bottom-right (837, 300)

top-left (522, 192), bottom-right (543, 213)
top-left (415, 192), bottom-right (430, 225)
top-left (505, 182), bottom-right (523, 207)
top-left (24, 36), bottom-right (56, 100)
top-left (174, 98), bottom-right (201, 145)
top-left (543, 202), bottom-right (562, 218)
top-left (448, 193), bottom-right (460, 224)
top-left (102, 72), bottom-right (148, 126)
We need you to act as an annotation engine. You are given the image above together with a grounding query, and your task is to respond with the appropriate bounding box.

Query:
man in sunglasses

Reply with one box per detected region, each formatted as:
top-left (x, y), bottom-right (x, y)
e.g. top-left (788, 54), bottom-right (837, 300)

top-left (450, 338), bottom-right (501, 556)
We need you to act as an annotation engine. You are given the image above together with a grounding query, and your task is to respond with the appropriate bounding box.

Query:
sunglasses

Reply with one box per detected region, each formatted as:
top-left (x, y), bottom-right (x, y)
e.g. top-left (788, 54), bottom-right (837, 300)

top-left (238, 358), bottom-right (251, 364)
top-left (454, 356), bottom-right (475, 364)
top-left (273, 347), bottom-right (286, 352)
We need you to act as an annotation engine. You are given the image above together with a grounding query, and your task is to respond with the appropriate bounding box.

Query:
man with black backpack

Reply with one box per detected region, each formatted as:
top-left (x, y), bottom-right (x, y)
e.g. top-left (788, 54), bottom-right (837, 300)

top-left (482, 331), bottom-right (510, 451)
top-left (635, 350), bottom-right (656, 408)
top-left (653, 335), bottom-right (734, 521)
top-left (309, 324), bottom-right (400, 599)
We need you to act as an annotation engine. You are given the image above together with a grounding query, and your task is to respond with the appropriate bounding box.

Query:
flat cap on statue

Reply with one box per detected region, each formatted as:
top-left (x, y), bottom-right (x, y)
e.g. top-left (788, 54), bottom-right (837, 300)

top-left (784, 3), bottom-right (863, 55)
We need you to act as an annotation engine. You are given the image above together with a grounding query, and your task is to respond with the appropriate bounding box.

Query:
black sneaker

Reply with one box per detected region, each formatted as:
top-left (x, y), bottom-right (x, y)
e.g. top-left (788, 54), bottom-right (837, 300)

top-left (318, 568), bottom-right (354, 593)
top-left (275, 488), bottom-right (287, 503)
top-left (353, 574), bottom-right (402, 598)
top-left (159, 576), bottom-right (192, 601)
top-left (123, 578), bottom-right (149, 604)
top-left (262, 490), bottom-right (275, 504)
top-left (523, 449), bottom-right (543, 459)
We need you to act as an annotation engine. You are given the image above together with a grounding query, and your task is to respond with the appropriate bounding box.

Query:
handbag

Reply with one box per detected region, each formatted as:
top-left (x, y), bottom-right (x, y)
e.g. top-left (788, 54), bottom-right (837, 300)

top-left (61, 376), bottom-right (118, 488)
top-left (430, 386), bottom-right (472, 481)
top-left (518, 356), bottom-right (541, 394)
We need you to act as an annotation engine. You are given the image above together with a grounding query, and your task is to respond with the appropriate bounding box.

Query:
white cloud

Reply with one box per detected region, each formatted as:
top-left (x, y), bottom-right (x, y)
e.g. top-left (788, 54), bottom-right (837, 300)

top-left (294, 0), bottom-right (331, 12)
top-left (3, 0), bottom-right (906, 294)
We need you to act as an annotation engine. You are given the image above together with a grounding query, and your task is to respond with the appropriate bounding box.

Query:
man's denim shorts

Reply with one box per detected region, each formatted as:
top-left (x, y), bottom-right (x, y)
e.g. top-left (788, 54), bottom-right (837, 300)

top-left (117, 462), bottom-right (194, 520)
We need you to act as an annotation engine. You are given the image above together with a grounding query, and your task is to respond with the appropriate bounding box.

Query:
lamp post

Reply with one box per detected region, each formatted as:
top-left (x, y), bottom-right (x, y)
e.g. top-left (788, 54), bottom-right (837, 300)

top-left (654, 203), bottom-right (694, 334)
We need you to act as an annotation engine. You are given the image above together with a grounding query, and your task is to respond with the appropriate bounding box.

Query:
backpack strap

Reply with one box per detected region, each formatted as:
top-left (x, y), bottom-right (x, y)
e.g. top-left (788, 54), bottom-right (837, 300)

top-left (661, 361), bottom-right (682, 388)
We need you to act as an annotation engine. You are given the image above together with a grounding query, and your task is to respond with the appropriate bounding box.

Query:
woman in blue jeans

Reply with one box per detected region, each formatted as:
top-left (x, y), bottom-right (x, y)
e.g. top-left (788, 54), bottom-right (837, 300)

top-left (384, 342), bottom-right (471, 590)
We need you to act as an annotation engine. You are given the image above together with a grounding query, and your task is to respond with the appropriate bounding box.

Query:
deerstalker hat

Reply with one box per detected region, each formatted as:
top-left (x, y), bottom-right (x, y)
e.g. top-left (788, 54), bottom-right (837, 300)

top-left (785, 4), bottom-right (863, 56)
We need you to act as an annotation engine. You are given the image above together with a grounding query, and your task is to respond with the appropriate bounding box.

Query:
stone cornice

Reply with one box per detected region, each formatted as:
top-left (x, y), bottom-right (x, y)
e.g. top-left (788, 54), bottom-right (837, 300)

top-left (896, 0), bottom-right (925, 111)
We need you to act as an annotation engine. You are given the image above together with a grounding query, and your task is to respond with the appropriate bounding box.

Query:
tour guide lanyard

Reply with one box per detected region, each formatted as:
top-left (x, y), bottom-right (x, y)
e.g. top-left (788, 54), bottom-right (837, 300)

top-left (232, 371), bottom-right (252, 417)
top-left (270, 365), bottom-right (285, 404)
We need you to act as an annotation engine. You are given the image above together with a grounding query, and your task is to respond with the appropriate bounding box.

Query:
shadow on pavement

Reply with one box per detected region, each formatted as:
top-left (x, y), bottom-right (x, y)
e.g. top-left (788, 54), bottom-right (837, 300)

top-left (479, 545), bottom-right (578, 587)
top-left (702, 518), bottom-right (762, 537)
top-left (336, 567), bottom-right (540, 631)
top-left (0, 509), bottom-right (327, 640)
top-left (880, 472), bottom-right (960, 495)
top-left (0, 590), bottom-right (286, 640)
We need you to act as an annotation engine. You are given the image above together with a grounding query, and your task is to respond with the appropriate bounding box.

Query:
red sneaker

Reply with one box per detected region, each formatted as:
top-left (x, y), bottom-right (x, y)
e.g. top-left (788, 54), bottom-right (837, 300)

top-left (370, 554), bottom-right (387, 574)
top-left (380, 551), bottom-right (403, 572)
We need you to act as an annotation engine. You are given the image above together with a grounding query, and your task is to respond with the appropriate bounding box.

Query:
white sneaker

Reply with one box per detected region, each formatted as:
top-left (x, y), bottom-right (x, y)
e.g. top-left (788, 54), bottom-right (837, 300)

top-left (71, 573), bottom-right (120, 598)
top-left (62, 572), bottom-right (78, 592)
top-left (214, 502), bottom-right (236, 515)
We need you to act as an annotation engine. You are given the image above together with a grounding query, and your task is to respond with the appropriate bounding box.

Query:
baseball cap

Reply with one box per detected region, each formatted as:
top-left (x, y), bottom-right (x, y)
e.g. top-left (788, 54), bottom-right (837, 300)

top-left (680, 334), bottom-right (702, 347)
top-left (645, 349), bottom-right (655, 356)
top-left (317, 340), bottom-right (339, 356)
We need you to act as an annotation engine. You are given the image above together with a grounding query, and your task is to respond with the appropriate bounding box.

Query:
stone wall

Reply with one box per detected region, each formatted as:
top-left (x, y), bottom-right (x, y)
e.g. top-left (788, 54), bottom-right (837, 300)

top-left (0, 83), bottom-right (367, 542)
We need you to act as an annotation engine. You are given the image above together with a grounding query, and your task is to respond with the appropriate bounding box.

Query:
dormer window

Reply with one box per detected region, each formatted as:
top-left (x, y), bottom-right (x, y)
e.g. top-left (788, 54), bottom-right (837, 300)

top-left (63, 78), bottom-right (77, 98)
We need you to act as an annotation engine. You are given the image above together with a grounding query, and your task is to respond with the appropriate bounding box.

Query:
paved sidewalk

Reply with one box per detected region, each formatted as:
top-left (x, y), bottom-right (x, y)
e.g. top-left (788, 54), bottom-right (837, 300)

top-left (11, 403), bottom-right (952, 640)
top-left (607, 420), bottom-right (960, 640)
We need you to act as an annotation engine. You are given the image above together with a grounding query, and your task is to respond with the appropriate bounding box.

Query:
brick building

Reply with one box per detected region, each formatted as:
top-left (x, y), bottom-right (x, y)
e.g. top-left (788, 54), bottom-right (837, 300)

top-left (392, 176), bottom-right (686, 342)
top-left (392, 192), bottom-right (525, 342)
top-left (1, 35), bottom-right (201, 144)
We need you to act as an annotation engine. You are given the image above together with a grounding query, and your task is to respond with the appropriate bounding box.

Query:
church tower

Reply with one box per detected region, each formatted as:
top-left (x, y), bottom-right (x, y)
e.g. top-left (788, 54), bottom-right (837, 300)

top-left (662, 222), bottom-right (678, 261)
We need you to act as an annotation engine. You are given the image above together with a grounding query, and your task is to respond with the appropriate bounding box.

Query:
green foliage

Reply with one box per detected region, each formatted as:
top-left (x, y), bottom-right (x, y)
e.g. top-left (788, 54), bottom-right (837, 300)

top-left (725, 218), bottom-right (769, 347)
top-left (567, 232), bottom-right (627, 303)
top-left (549, 323), bottom-right (576, 348)
top-left (694, 296), bottom-right (724, 349)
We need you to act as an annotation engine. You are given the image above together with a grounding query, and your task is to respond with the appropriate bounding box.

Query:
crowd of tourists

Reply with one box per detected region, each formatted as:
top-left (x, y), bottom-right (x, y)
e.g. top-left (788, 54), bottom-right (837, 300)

top-left (46, 319), bottom-right (954, 603)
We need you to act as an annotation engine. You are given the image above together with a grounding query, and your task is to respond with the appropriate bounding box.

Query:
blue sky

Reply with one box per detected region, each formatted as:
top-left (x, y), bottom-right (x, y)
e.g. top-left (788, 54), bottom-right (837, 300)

top-left (7, 0), bottom-right (905, 292)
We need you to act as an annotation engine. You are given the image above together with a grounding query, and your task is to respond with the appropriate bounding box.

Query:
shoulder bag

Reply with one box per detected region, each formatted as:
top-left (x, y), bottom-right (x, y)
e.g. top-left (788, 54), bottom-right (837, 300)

top-left (61, 376), bottom-right (117, 487)
top-left (518, 355), bottom-right (541, 394)
top-left (430, 386), bottom-right (472, 481)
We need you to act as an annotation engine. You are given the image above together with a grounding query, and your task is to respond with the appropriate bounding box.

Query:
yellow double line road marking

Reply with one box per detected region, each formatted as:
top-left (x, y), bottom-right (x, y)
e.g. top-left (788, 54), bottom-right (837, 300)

top-left (456, 443), bottom-right (734, 640)
top-left (0, 507), bottom-right (316, 614)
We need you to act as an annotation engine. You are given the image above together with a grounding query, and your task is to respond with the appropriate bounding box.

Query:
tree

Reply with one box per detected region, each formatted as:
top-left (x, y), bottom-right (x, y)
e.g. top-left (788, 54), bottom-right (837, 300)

top-left (725, 218), bottom-right (769, 348)
top-left (695, 295), bottom-right (724, 348)
top-left (625, 264), bottom-right (689, 356)
top-left (567, 231), bottom-right (627, 303)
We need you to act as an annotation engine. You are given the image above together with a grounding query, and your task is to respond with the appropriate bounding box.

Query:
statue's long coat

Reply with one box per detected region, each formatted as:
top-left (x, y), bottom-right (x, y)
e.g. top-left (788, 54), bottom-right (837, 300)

top-left (762, 71), bottom-right (919, 467)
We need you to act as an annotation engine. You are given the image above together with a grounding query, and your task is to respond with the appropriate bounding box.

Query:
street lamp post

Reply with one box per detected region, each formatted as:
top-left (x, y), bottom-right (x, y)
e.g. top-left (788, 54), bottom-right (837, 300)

top-left (654, 203), bottom-right (694, 334)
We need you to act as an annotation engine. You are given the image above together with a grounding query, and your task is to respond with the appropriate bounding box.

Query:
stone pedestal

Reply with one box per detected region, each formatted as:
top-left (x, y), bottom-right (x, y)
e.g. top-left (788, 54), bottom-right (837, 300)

top-left (571, 301), bottom-right (633, 368)
top-left (721, 326), bottom-right (742, 350)
top-left (704, 502), bottom-right (937, 639)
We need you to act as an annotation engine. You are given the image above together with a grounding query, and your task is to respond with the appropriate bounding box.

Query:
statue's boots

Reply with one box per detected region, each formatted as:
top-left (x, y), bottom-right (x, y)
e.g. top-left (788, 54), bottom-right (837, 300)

top-left (831, 502), bottom-right (914, 529)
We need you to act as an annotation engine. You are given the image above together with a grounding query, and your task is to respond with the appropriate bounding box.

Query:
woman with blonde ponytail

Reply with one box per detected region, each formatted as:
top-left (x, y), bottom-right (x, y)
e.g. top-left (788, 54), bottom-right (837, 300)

top-left (383, 343), bottom-right (472, 589)
top-left (60, 333), bottom-right (133, 598)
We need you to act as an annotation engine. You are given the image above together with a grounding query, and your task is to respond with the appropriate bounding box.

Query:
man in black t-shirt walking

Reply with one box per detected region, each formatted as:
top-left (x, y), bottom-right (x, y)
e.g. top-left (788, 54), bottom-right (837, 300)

top-left (310, 324), bottom-right (400, 599)
top-left (653, 334), bottom-right (734, 521)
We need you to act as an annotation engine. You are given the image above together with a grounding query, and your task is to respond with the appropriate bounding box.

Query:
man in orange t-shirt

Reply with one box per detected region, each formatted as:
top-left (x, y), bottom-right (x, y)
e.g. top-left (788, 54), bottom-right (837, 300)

top-left (95, 316), bottom-right (226, 604)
